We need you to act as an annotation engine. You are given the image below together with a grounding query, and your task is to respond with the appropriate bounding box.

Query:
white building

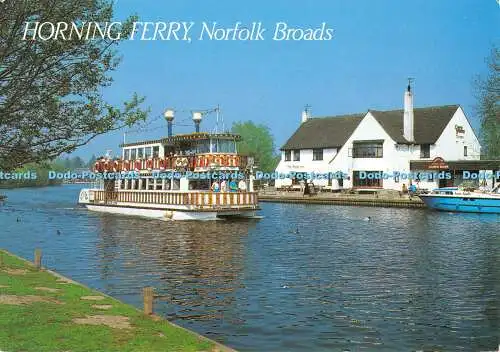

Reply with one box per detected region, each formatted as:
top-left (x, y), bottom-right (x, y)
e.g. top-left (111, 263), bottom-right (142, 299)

top-left (275, 84), bottom-right (499, 191)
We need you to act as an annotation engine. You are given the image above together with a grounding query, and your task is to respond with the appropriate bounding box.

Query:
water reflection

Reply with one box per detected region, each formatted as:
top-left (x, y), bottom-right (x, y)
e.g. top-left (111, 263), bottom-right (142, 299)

top-left (94, 215), bottom-right (256, 327)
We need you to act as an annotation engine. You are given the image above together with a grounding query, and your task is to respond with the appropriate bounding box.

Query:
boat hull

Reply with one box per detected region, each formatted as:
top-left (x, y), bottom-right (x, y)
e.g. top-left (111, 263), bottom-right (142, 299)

top-left (84, 203), bottom-right (258, 221)
top-left (419, 195), bottom-right (500, 214)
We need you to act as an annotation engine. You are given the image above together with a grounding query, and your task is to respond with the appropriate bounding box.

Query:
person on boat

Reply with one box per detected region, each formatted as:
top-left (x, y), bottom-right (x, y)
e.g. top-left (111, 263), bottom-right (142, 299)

top-left (229, 179), bottom-right (238, 192)
top-left (211, 180), bottom-right (220, 192)
top-left (220, 179), bottom-right (228, 192)
top-left (238, 179), bottom-right (247, 192)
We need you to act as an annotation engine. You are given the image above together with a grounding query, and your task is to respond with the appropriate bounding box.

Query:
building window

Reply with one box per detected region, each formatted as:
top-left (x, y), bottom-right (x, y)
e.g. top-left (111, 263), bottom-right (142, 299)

top-left (353, 171), bottom-right (383, 188)
top-left (144, 147), bottom-right (152, 159)
top-left (130, 148), bottom-right (137, 160)
top-left (124, 149), bottom-right (130, 160)
top-left (284, 150), bottom-right (291, 161)
top-left (420, 144), bottom-right (430, 158)
top-left (464, 146), bottom-right (468, 157)
top-left (293, 150), bottom-right (300, 161)
top-left (137, 148), bottom-right (144, 159)
top-left (313, 149), bottom-right (323, 161)
top-left (352, 142), bottom-right (383, 158)
top-left (153, 146), bottom-right (160, 158)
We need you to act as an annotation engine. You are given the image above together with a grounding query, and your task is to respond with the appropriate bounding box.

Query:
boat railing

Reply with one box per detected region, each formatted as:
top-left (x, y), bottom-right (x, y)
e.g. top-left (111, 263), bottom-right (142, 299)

top-left (90, 189), bottom-right (258, 208)
top-left (94, 154), bottom-right (248, 172)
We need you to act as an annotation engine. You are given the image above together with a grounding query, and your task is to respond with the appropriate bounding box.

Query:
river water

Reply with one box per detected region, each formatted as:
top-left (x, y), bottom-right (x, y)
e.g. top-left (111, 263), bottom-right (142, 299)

top-left (0, 185), bottom-right (498, 351)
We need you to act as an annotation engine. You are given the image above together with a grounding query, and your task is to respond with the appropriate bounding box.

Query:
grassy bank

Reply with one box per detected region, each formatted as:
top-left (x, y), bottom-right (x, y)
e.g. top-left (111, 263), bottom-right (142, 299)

top-left (0, 250), bottom-right (226, 352)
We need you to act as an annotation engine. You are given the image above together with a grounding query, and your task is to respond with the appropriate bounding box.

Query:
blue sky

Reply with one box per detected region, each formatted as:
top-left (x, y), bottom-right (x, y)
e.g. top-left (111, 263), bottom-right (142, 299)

top-left (74, 0), bottom-right (499, 160)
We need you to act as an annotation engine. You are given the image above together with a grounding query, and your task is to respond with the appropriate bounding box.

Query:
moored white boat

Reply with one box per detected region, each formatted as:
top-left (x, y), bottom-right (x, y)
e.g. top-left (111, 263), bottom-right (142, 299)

top-left (419, 185), bottom-right (500, 214)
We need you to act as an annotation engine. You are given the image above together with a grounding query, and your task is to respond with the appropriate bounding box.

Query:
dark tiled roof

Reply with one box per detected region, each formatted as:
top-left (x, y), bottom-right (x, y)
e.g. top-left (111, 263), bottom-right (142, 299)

top-left (281, 105), bottom-right (460, 150)
top-left (281, 114), bottom-right (364, 150)
top-left (369, 105), bottom-right (459, 144)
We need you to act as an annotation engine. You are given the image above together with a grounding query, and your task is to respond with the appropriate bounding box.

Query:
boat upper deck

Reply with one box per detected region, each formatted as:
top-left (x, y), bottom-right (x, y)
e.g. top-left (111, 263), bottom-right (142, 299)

top-left (95, 132), bottom-right (251, 173)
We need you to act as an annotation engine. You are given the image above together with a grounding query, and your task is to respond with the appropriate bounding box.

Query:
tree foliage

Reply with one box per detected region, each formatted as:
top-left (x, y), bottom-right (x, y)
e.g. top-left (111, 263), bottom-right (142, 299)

top-left (0, 0), bottom-right (148, 171)
top-left (475, 47), bottom-right (500, 158)
top-left (232, 121), bottom-right (279, 172)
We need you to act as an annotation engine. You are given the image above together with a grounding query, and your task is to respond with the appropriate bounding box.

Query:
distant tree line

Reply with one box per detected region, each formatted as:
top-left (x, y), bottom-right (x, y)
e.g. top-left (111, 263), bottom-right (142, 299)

top-left (0, 155), bottom-right (97, 189)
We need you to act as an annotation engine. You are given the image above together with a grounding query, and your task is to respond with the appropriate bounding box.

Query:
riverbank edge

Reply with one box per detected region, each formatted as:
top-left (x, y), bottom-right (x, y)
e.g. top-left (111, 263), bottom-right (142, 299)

top-left (0, 249), bottom-right (236, 352)
top-left (258, 194), bottom-right (426, 208)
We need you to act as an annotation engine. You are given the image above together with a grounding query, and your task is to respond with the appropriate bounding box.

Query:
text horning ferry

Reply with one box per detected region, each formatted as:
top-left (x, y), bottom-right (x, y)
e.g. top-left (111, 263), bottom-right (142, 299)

top-left (78, 108), bottom-right (260, 220)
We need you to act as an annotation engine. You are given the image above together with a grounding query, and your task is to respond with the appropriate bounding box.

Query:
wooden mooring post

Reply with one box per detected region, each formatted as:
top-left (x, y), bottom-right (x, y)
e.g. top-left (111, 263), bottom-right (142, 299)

top-left (34, 248), bottom-right (42, 270)
top-left (143, 286), bottom-right (154, 315)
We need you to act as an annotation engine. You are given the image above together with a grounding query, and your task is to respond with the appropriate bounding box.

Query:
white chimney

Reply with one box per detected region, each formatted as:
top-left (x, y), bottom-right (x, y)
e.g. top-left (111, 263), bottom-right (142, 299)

top-left (403, 83), bottom-right (414, 142)
top-left (301, 105), bottom-right (311, 124)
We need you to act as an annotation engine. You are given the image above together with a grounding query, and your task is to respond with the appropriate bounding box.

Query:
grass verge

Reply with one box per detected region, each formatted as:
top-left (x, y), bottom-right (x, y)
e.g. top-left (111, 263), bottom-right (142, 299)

top-left (0, 249), bottom-right (224, 352)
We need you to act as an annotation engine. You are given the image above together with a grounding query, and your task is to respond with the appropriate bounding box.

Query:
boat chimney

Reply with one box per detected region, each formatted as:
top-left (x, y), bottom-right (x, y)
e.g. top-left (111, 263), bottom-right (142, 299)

top-left (164, 109), bottom-right (175, 137)
top-left (403, 79), bottom-right (414, 142)
top-left (192, 111), bottom-right (202, 133)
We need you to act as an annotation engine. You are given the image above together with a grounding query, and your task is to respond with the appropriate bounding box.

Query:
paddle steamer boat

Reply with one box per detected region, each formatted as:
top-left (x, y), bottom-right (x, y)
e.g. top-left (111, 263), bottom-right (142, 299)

top-left (78, 109), bottom-right (259, 220)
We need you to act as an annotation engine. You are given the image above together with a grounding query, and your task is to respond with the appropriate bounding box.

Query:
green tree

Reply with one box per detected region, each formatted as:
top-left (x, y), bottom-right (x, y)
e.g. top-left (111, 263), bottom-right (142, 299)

top-left (87, 154), bottom-right (97, 168)
top-left (232, 121), bottom-right (279, 172)
top-left (72, 156), bottom-right (85, 169)
top-left (0, 0), bottom-right (148, 171)
top-left (475, 47), bottom-right (500, 158)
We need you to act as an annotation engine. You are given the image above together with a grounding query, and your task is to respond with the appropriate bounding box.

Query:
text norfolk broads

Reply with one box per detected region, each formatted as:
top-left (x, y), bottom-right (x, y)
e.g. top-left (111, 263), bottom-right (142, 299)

top-left (78, 109), bottom-right (259, 220)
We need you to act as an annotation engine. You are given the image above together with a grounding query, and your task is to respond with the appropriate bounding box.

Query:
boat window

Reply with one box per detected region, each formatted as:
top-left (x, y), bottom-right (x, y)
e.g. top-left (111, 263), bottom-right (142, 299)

top-left (196, 140), bottom-right (210, 154)
top-left (153, 146), bottom-right (160, 158)
top-left (210, 139), bottom-right (218, 153)
top-left (172, 179), bottom-right (180, 190)
top-left (189, 179), bottom-right (210, 190)
top-left (218, 139), bottom-right (236, 153)
top-left (137, 148), bottom-right (144, 159)
top-left (219, 139), bottom-right (236, 153)
top-left (130, 148), bottom-right (137, 160)
top-left (124, 149), bottom-right (130, 160)
top-left (145, 147), bottom-right (152, 159)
